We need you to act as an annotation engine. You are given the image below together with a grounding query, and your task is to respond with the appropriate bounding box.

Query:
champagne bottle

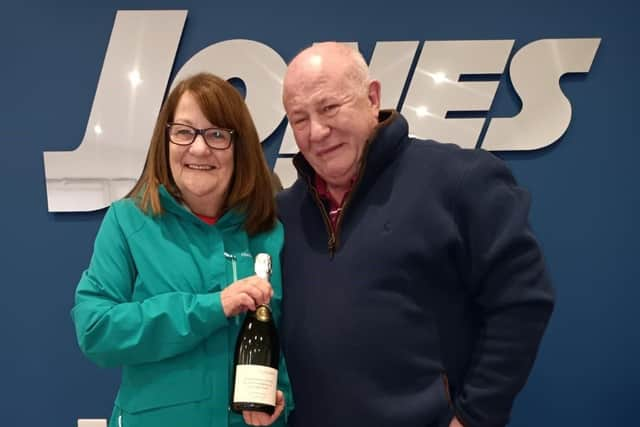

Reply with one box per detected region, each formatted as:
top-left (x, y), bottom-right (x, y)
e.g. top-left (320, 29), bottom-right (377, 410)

top-left (231, 253), bottom-right (280, 415)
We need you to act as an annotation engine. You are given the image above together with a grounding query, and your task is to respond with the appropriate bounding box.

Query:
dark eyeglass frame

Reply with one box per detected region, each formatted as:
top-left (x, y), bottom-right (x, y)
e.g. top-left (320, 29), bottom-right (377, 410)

top-left (166, 122), bottom-right (236, 150)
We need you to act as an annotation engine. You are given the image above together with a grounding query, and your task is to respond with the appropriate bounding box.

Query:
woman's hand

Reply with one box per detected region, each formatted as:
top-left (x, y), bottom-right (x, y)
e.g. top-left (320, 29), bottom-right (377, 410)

top-left (220, 275), bottom-right (273, 317)
top-left (242, 390), bottom-right (285, 426)
top-left (449, 416), bottom-right (464, 427)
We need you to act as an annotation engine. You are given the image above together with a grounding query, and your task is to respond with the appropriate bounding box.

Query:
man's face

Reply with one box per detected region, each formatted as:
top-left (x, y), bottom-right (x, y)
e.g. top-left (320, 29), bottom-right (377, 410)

top-left (283, 58), bottom-right (380, 187)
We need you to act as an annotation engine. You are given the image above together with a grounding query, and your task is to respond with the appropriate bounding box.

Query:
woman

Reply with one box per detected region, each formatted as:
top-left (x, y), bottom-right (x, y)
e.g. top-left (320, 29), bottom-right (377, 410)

top-left (71, 73), bottom-right (291, 427)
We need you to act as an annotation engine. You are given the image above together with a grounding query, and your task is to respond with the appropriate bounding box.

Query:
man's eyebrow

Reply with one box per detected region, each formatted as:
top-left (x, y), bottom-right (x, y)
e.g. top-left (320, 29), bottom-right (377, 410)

top-left (316, 96), bottom-right (337, 105)
top-left (287, 107), bottom-right (307, 116)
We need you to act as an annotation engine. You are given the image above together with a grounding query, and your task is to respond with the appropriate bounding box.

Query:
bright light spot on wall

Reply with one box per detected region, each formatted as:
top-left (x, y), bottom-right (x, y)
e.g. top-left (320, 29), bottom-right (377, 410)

top-left (432, 72), bottom-right (447, 84)
top-left (416, 106), bottom-right (429, 117)
top-left (93, 124), bottom-right (103, 135)
top-left (128, 70), bottom-right (142, 88)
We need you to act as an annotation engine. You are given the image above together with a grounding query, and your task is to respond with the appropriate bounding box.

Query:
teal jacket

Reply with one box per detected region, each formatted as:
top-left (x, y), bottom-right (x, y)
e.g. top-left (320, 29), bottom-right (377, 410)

top-left (71, 187), bottom-right (292, 427)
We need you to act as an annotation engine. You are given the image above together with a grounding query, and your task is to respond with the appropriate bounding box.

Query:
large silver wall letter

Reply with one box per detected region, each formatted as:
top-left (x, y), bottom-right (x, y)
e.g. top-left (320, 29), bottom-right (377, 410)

top-left (482, 38), bottom-right (601, 151)
top-left (43, 11), bottom-right (186, 212)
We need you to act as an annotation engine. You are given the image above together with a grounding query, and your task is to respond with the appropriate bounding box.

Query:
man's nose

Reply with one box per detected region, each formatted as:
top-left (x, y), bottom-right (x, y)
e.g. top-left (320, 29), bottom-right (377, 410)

top-left (309, 118), bottom-right (330, 142)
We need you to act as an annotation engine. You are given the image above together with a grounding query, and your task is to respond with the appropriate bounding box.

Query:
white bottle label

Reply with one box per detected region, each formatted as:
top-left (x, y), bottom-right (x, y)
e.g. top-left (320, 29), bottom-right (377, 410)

top-left (233, 365), bottom-right (278, 406)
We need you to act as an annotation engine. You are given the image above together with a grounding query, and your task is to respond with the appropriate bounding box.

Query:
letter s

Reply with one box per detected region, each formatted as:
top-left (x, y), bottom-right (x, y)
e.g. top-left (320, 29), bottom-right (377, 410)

top-left (481, 38), bottom-right (600, 151)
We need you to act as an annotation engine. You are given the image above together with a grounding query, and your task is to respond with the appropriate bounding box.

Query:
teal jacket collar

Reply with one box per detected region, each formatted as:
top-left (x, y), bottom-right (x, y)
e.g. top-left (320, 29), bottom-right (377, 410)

top-left (158, 185), bottom-right (245, 230)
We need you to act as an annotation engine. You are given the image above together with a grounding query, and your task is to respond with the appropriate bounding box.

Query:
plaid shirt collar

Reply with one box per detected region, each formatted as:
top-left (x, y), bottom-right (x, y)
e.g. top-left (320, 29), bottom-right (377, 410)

top-left (314, 174), bottom-right (356, 229)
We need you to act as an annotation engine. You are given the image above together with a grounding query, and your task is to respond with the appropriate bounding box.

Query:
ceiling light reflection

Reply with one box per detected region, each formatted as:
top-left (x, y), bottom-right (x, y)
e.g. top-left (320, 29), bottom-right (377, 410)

top-left (128, 70), bottom-right (142, 88)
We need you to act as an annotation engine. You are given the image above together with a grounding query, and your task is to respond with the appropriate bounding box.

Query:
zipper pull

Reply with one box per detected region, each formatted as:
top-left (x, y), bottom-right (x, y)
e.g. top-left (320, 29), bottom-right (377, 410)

top-left (328, 234), bottom-right (336, 258)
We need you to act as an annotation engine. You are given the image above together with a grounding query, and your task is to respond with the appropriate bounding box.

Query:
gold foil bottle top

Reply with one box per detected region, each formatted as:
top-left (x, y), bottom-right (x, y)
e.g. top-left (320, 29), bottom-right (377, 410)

top-left (256, 305), bottom-right (271, 322)
top-left (254, 253), bottom-right (272, 280)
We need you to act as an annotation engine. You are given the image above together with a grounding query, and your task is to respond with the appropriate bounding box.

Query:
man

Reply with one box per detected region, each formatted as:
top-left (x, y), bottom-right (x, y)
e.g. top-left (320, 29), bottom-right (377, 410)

top-left (277, 42), bottom-right (554, 427)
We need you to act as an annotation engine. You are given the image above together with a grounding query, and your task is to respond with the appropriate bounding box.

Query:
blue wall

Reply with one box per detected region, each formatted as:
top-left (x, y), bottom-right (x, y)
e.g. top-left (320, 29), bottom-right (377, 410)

top-left (1, 1), bottom-right (637, 426)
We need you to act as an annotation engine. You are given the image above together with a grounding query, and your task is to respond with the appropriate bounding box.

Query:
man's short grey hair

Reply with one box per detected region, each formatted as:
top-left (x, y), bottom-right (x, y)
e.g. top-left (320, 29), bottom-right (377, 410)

top-left (343, 46), bottom-right (371, 93)
top-left (320, 42), bottom-right (371, 92)
top-left (303, 42), bottom-right (371, 93)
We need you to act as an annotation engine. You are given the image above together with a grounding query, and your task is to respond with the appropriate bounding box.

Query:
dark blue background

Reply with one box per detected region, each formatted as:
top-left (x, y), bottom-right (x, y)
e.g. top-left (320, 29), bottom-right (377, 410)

top-left (1, 1), bottom-right (637, 425)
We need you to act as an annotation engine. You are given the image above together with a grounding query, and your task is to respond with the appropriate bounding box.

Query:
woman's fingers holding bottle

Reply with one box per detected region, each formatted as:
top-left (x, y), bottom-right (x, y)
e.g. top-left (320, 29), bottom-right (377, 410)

top-left (242, 390), bottom-right (285, 426)
top-left (241, 276), bottom-right (273, 305)
top-left (221, 290), bottom-right (255, 317)
top-left (220, 276), bottom-right (273, 317)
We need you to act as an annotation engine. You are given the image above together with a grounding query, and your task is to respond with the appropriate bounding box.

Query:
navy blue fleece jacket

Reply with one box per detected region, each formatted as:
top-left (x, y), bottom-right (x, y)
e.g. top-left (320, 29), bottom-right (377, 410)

top-left (277, 110), bottom-right (554, 427)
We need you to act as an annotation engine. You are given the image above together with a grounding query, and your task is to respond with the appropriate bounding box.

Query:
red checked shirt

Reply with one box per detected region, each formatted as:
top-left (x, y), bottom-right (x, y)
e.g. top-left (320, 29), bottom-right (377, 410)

top-left (314, 174), bottom-right (355, 231)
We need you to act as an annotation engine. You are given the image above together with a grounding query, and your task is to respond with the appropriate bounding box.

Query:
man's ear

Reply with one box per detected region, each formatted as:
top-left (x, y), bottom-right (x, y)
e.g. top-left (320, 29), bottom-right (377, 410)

top-left (368, 80), bottom-right (381, 110)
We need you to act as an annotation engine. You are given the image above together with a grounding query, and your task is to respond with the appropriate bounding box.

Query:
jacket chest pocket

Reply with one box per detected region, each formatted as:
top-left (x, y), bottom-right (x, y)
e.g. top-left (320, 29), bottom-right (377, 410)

top-left (131, 252), bottom-right (214, 300)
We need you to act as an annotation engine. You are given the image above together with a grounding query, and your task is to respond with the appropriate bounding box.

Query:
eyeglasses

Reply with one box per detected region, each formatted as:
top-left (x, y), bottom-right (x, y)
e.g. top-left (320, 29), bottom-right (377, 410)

top-left (166, 123), bottom-right (235, 150)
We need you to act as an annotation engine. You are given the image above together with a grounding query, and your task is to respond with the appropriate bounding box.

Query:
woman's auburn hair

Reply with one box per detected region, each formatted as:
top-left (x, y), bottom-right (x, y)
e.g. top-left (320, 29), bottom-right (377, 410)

top-left (127, 72), bottom-right (276, 235)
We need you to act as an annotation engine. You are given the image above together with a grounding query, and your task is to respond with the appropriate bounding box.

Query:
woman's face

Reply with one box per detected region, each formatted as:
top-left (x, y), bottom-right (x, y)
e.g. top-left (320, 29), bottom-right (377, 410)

top-left (169, 91), bottom-right (234, 216)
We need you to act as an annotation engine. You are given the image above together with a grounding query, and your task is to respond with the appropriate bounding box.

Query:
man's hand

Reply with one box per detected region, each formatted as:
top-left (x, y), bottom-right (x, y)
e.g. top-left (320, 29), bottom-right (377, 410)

top-left (242, 390), bottom-right (285, 426)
